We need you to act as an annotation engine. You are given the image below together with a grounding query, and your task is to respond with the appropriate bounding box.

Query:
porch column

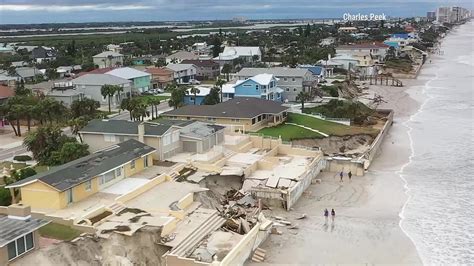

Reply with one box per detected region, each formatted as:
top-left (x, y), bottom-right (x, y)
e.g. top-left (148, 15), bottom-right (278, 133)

top-left (9, 188), bottom-right (17, 204)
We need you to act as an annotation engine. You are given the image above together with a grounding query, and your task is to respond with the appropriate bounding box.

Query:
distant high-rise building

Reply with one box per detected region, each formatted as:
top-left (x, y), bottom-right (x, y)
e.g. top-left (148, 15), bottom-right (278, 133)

top-left (436, 6), bottom-right (471, 23)
top-left (427, 11), bottom-right (436, 20)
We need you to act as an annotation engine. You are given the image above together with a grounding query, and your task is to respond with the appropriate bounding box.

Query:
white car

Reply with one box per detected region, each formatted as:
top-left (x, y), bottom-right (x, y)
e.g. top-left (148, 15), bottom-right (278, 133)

top-left (189, 79), bottom-right (201, 85)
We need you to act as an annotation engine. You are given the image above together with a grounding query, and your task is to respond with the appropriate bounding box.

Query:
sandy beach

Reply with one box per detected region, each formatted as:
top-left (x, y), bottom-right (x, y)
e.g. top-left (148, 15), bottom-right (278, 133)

top-left (249, 56), bottom-right (442, 265)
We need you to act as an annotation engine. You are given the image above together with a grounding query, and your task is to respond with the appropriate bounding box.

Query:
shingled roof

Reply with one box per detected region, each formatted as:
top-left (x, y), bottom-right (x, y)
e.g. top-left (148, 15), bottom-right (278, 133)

top-left (6, 139), bottom-right (155, 191)
top-left (162, 97), bottom-right (288, 119)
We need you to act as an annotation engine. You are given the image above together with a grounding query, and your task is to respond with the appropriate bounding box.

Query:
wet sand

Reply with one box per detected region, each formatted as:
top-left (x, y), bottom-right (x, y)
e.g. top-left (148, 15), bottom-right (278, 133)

top-left (249, 70), bottom-right (430, 265)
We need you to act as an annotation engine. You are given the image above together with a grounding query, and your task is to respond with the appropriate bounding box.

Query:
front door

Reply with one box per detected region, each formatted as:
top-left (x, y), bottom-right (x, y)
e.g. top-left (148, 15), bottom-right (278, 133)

top-left (66, 189), bottom-right (73, 204)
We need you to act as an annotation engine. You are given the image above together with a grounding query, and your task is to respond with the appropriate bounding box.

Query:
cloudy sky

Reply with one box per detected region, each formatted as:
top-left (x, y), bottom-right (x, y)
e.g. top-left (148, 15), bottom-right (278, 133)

top-left (0, 0), bottom-right (472, 24)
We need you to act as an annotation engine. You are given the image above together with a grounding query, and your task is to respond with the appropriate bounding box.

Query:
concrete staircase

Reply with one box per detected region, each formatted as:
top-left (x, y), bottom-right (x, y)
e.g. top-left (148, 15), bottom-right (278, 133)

top-left (109, 202), bottom-right (126, 214)
top-left (169, 210), bottom-right (226, 257)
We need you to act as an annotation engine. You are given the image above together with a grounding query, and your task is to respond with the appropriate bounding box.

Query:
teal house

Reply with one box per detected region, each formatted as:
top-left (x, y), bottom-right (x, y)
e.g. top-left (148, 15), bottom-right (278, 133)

top-left (106, 67), bottom-right (151, 93)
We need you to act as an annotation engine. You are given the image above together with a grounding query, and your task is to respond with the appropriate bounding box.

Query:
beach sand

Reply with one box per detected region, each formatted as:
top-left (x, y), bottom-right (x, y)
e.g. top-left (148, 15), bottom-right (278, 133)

top-left (249, 66), bottom-right (437, 265)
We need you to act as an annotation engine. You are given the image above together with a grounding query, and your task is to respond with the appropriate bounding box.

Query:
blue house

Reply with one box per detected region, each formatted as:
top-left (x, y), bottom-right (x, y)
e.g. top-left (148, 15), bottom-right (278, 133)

top-left (184, 86), bottom-right (210, 105)
top-left (233, 74), bottom-right (283, 102)
top-left (299, 65), bottom-right (326, 79)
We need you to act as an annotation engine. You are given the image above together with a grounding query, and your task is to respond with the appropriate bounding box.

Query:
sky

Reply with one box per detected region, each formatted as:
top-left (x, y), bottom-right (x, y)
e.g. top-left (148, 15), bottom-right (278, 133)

top-left (0, 0), bottom-right (472, 24)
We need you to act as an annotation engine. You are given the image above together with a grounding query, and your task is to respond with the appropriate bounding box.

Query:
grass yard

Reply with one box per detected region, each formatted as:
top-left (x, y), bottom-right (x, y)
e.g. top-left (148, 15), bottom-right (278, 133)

top-left (287, 113), bottom-right (379, 137)
top-left (0, 161), bottom-right (28, 170)
top-left (257, 124), bottom-right (325, 141)
top-left (39, 222), bottom-right (82, 241)
top-left (257, 113), bottom-right (379, 141)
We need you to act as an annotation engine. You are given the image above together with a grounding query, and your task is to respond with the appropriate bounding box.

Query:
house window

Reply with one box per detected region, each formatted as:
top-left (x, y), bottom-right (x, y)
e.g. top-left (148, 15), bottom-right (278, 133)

top-left (286, 88), bottom-right (289, 92)
top-left (284, 77), bottom-right (287, 81)
top-left (251, 118), bottom-right (256, 124)
top-left (115, 167), bottom-right (122, 177)
top-left (293, 88), bottom-right (297, 92)
top-left (144, 155), bottom-right (149, 168)
top-left (7, 233), bottom-right (34, 261)
top-left (255, 85), bottom-right (259, 90)
top-left (104, 134), bottom-right (116, 142)
top-left (85, 180), bottom-right (92, 191)
top-left (207, 117), bottom-right (216, 121)
top-left (130, 160), bottom-right (136, 169)
top-left (292, 78), bottom-right (296, 82)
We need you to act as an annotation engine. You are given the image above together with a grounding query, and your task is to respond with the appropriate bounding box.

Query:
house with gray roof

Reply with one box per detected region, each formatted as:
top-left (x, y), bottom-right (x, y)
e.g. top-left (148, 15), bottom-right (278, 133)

top-left (162, 97), bottom-right (289, 131)
top-left (79, 119), bottom-right (224, 160)
top-left (6, 139), bottom-right (156, 210)
top-left (236, 67), bottom-right (316, 101)
top-left (0, 204), bottom-right (49, 264)
top-left (93, 51), bottom-right (124, 69)
top-left (15, 67), bottom-right (42, 83)
top-left (72, 73), bottom-right (131, 108)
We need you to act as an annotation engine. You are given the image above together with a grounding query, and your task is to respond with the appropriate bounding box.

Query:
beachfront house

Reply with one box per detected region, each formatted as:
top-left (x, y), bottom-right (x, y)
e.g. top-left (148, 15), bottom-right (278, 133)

top-left (236, 67), bottom-right (315, 102)
top-left (6, 140), bottom-right (156, 210)
top-left (0, 204), bottom-right (49, 264)
top-left (162, 97), bottom-right (289, 131)
top-left (79, 119), bottom-right (225, 160)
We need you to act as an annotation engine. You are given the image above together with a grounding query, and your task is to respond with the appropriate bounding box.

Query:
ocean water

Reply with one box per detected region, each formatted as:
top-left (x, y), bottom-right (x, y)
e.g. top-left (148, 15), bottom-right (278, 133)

top-left (400, 21), bottom-right (474, 264)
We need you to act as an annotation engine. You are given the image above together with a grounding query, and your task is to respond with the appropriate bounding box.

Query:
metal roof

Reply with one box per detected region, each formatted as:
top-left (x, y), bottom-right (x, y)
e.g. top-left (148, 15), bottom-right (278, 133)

top-left (0, 215), bottom-right (49, 247)
top-left (106, 67), bottom-right (150, 80)
top-left (6, 139), bottom-right (155, 191)
top-left (72, 74), bottom-right (131, 86)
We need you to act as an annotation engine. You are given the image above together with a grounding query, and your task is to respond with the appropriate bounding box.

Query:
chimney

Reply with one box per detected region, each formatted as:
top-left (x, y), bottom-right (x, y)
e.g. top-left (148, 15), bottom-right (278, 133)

top-left (7, 204), bottom-right (32, 220)
top-left (138, 123), bottom-right (145, 143)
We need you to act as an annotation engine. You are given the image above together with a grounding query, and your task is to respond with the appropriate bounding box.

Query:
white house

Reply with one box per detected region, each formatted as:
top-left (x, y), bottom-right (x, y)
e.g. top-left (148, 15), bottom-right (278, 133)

top-left (166, 64), bottom-right (197, 84)
top-left (72, 74), bottom-right (131, 108)
top-left (214, 46), bottom-right (262, 66)
top-left (93, 51), bottom-right (124, 69)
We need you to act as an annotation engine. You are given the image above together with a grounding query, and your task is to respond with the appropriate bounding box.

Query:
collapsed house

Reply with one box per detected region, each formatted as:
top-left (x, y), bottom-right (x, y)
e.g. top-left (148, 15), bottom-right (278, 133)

top-left (7, 131), bottom-right (324, 265)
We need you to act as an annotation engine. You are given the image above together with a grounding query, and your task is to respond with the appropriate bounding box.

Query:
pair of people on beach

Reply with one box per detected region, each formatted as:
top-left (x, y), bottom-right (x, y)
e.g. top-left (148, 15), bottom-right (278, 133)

top-left (324, 208), bottom-right (335, 224)
top-left (339, 171), bottom-right (352, 182)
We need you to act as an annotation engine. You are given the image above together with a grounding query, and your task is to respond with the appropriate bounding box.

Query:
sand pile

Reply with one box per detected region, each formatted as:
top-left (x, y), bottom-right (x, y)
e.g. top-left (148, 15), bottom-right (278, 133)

top-left (13, 228), bottom-right (170, 266)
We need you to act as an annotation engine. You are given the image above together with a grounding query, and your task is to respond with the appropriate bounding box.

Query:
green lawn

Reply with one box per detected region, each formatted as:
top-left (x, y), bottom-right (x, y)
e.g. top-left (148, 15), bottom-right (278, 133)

top-left (287, 113), bottom-right (379, 137)
top-left (0, 162), bottom-right (28, 170)
top-left (39, 222), bottom-right (82, 241)
top-left (257, 124), bottom-right (325, 141)
top-left (257, 113), bottom-right (379, 141)
top-left (33, 165), bottom-right (49, 173)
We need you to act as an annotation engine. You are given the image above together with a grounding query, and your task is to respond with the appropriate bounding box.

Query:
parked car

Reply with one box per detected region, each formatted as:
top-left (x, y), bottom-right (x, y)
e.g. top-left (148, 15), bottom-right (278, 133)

top-left (189, 79), bottom-right (201, 85)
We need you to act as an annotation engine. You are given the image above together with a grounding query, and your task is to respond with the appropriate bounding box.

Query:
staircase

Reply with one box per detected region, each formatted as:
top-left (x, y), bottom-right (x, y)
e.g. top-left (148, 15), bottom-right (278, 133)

top-left (109, 202), bottom-right (126, 214)
top-left (169, 210), bottom-right (226, 257)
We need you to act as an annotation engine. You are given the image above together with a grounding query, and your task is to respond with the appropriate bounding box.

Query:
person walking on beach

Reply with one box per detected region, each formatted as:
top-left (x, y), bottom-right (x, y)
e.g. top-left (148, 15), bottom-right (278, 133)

top-left (348, 171), bottom-right (352, 180)
top-left (324, 208), bottom-right (329, 224)
top-left (339, 171), bottom-right (343, 182)
top-left (331, 209), bottom-right (336, 222)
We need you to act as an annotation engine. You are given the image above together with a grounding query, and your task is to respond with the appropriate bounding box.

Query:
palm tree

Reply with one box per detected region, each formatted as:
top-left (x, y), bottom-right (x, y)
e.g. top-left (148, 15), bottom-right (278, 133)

top-left (101, 84), bottom-right (120, 113)
top-left (296, 91), bottom-right (312, 112)
top-left (221, 64), bottom-right (232, 82)
top-left (147, 97), bottom-right (161, 119)
top-left (168, 86), bottom-right (188, 109)
top-left (215, 78), bottom-right (226, 103)
top-left (69, 117), bottom-right (88, 143)
top-left (190, 87), bottom-right (200, 105)
top-left (120, 98), bottom-right (133, 121)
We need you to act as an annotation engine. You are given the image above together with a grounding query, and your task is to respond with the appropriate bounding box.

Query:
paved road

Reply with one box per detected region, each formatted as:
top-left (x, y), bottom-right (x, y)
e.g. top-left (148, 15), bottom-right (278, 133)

top-left (0, 126), bottom-right (73, 161)
top-left (0, 102), bottom-right (172, 160)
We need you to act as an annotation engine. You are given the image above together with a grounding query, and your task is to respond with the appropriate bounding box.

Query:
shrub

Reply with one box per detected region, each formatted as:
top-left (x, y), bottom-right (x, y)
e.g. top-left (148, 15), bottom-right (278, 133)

top-left (13, 155), bottom-right (32, 162)
top-left (0, 187), bottom-right (12, 206)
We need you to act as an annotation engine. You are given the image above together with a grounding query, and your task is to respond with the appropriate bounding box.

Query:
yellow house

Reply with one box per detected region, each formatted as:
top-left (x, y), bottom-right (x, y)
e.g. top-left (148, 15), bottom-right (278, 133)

top-left (161, 97), bottom-right (289, 131)
top-left (6, 139), bottom-right (155, 210)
